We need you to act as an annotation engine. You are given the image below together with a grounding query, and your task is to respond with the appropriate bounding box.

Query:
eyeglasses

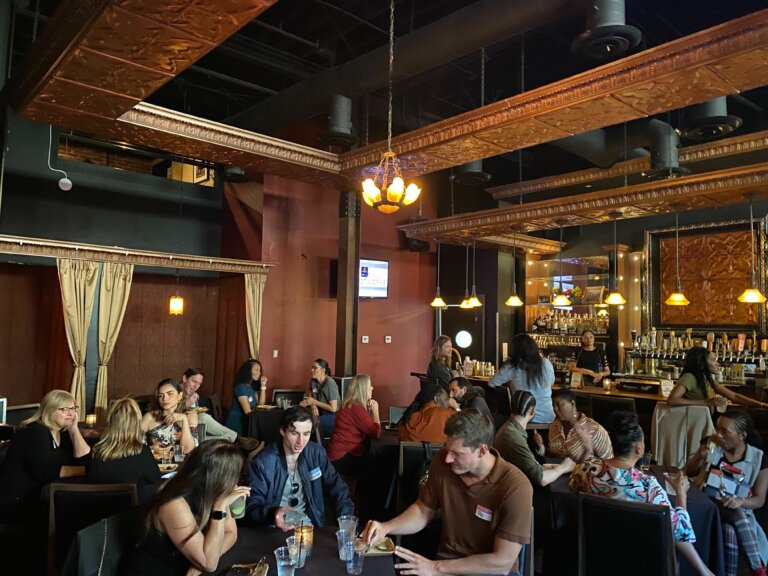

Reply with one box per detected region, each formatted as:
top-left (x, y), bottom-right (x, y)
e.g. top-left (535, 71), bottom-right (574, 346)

top-left (57, 406), bottom-right (79, 414)
top-left (289, 482), bottom-right (300, 508)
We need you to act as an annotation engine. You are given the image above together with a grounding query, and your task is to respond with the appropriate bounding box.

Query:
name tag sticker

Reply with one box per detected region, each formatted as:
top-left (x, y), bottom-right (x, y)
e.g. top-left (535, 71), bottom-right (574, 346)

top-left (309, 467), bottom-right (322, 481)
top-left (475, 505), bottom-right (493, 522)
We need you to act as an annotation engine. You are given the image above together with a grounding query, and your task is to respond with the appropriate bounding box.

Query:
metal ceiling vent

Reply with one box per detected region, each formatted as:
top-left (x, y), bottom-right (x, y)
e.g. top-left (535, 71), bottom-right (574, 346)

top-left (327, 94), bottom-right (356, 148)
top-left (680, 97), bottom-right (743, 141)
top-left (450, 160), bottom-right (492, 186)
top-left (222, 166), bottom-right (249, 183)
top-left (572, 0), bottom-right (641, 60)
top-left (642, 120), bottom-right (691, 181)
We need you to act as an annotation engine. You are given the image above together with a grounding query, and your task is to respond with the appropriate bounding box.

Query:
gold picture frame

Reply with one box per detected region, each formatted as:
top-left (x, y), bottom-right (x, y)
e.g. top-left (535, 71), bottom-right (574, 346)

top-left (193, 165), bottom-right (208, 183)
top-left (584, 286), bottom-right (605, 304)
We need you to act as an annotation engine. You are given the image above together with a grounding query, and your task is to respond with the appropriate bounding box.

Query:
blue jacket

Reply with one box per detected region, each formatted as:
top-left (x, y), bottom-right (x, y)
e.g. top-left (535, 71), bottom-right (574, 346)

top-left (245, 441), bottom-right (354, 527)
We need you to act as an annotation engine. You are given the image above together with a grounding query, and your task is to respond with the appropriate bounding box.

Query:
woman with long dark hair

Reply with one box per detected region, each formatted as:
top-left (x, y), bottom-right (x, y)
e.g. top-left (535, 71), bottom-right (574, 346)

top-left (668, 347), bottom-right (766, 409)
top-left (489, 333), bottom-right (555, 423)
top-left (300, 358), bottom-right (340, 437)
top-left (122, 440), bottom-right (249, 576)
top-left (224, 359), bottom-right (268, 435)
top-left (685, 410), bottom-right (768, 576)
top-left (141, 379), bottom-right (196, 455)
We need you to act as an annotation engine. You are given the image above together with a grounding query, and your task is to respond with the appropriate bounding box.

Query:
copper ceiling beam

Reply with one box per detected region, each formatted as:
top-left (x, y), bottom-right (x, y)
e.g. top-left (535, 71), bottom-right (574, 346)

top-left (487, 129), bottom-right (768, 200)
top-left (340, 9), bottom-right (768, 181)
top-left (398, 163), bottom-right (768, 242)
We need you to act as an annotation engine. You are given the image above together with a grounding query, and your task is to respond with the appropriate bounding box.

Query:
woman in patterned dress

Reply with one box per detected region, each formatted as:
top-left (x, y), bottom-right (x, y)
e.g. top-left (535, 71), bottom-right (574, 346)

top-left (141, 378), bottom-right (196, 456)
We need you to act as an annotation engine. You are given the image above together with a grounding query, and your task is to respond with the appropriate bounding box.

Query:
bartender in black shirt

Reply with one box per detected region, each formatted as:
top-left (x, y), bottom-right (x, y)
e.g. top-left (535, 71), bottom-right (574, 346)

top-left (568, 329), bottom-right (610, 386)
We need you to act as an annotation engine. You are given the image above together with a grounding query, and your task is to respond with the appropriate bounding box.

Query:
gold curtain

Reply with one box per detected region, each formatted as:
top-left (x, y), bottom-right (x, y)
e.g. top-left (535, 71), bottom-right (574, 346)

top-left (57, 258), bottom-right (98, 419)
top-left (95, 262), bottom-right (133, 420)
top-left (244, 272), bottom-right (267, 359)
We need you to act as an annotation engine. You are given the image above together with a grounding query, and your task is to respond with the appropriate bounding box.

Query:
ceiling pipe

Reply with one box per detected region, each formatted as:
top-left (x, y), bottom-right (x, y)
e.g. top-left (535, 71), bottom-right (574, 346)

top-left (680, 96), bottom-right (742, 141)
top-left (226, 0), bottom-right (579, 134)
top-left (572, 0), bottom-right (641, 60)
top-left (326, 93), bottom-right (356, 148)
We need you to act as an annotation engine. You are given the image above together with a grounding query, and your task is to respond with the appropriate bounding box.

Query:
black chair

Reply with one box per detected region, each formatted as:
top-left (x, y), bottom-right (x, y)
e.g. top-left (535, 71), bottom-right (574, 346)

top-left (271, 389), bottom-right (305, 407)
top-left (5, 403), bottom-right (39, 427)
top-left (48, 483), bottom-right (138, 576)
top-left (199, 393), bottom-right (223, 423)
top-left (520, 506), bottom-right (535, 576)
top-left (397, 441), bottom-right (443, 514)
top-left (589, 396), bottom-right (636, 429)
top-left (488, 385), bottom-right (512, 419)
top-left (578, 494), bottom-right (676, 576)
top-left (0, 424), bottom-right (14, 441)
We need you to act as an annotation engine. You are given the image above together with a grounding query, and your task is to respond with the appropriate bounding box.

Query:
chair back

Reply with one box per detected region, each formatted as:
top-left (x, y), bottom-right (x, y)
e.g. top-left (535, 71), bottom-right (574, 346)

top-left (577, 494), bottom-right (676, 576)
top-left (397, 441), bottom-right (443, 513)
top-left (271, 389), bottom-right (305, 407)
top-left (0, 439), bottom-right (10, 471)
top-left (588, 396), bottom-right (636, 429)
top-left (517, 506), bottom-right (535, 576)
top-left (487, 386), bottom-right (512, 418)
top-left (5, 403), bottom-right (40, 428)
top-left (0, 424), bottom-right (14, 441)
top-left (48, 483), bottom-right (138, 576)
top-left (199, 394), bottom-right (223, 423)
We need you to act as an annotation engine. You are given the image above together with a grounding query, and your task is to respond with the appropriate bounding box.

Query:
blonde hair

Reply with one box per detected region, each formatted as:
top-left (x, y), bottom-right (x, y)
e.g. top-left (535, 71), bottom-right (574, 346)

top-left (342, 374), bottom-right (371, 408)
top-left (431, 335), bottom-right (452, 366)
top-left (21, 389), bottom-right (77, 430)
top-left (93, 398), bottom-right (144, 461)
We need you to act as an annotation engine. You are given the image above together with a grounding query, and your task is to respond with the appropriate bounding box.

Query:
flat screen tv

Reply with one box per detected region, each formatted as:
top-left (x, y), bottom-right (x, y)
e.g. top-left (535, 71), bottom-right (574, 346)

top-left (359, 258), bottom-right (389, 299)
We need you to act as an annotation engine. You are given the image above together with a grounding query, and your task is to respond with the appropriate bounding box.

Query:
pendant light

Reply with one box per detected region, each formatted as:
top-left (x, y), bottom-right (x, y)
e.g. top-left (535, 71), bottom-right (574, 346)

top-left (505, 245), bottom-right (524, 307)
top-left (604, 217), bottom-right (627, 305)
top-left (169, 174), bottom-right (184, 316)
top-left (430, 241), bottom-right (447, 308)
top-left (665, 212), bottom-right (690, 306)
top-left (360, 0), bottom-right (421, 213)
top-left (552, 225), bottom-right (571, 306)
top-left (738, 201), bottom-right (767, 303)
top-left (460, 245), bottom-right (473, 309)
top-left (468, 241), bottom-right (482, 308)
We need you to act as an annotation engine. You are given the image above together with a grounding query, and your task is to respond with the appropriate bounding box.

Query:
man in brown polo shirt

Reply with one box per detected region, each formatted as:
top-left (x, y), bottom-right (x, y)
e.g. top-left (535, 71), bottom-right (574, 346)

top-left (365, 409), bottom-right (533, 575)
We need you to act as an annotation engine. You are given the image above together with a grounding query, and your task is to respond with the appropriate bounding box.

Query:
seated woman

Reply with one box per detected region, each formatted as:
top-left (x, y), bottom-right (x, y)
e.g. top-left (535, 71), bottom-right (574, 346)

top-left (399, 387), bottom-right (456, 444)
top-left (668, 347), bottom-right (768, 410)
top-left (489, 333), bottom-right (555, 423)
top-left (427, 335), bottom-right (454, 390)
top-left (327, 374), bottom-right (381, 475)
top-left (300, 358), bottom-right (340, 438)
top-left (0, 389), bottom-right (91, 521)
top-left (544, 389), bottom-right (612, 462)
top-left (570, 411), bottom-right (714, 576)
top-left (122, 440), bottom-right (249, 576)
top-left (494, 390), bottom-right (574, 487)
top-left (87, 398), bottom-right (161, 500)
top-left (224, 359), bottom-right (268, 436)
top-left (141, 379), bottom-right (196, 456)
top-left (684, 410), bottom-right (768, 576)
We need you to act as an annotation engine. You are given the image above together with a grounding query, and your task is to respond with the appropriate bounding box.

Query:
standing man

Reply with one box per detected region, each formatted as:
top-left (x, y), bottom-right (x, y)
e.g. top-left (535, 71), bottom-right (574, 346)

top-left (365, 409), bottom-right (533, 575)
top-left (246, 406), bottom-right (354, 528)
top-left (448, 377), bottom-right (493, 420)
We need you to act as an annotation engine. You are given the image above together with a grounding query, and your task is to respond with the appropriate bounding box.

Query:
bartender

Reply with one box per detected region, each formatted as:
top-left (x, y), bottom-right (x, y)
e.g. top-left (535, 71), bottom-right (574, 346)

top-left (568, 329), bottom-right (610, 386)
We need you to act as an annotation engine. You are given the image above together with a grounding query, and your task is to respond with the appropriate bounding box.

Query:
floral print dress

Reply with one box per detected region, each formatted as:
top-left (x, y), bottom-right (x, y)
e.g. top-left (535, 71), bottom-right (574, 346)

top-left (570, 457), bottom-right (696, 543)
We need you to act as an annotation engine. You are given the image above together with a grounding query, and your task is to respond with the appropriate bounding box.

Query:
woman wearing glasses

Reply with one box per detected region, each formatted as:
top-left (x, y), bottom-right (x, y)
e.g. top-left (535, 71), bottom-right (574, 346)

top-left (246, 406), bottom-right (354, 529)
top-left (224, 359), bottom-right (268, 436)
top-left (300, 358), bottom-right (340, 438)
top-left (0, 389), bottom-right (91, 521)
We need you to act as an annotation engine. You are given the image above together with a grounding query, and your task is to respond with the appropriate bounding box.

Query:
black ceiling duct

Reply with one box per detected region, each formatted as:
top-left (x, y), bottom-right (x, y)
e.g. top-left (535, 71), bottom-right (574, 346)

top-left (642, 120), bottom-right (690, 180)
top-left (222, 166), bottom-right (249, 183)
top-left (679, 97), bottom-right (742, 141)
top-left (326, 94), bottom-right (356, 148)
top-left (572, 0), bottom-right (641, 61)
top-left (450, 160), bottom-right (491, 186)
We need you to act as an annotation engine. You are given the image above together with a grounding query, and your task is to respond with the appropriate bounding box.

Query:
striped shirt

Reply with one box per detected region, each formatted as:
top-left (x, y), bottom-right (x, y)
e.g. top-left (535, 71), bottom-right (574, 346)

top-left (548, 413), bottom-right (613, 462)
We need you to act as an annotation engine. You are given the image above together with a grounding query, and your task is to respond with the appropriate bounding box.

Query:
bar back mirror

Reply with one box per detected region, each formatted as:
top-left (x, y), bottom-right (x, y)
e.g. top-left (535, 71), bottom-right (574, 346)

top-left (643, 218), bottom-right (766, 333)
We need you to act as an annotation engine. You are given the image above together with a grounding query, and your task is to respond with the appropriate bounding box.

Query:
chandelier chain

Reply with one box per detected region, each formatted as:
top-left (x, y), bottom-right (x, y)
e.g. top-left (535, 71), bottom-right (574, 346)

top-left (387, 0), bottom-right (394, 151)
top-left (480, 48), bottom-right (486, 107)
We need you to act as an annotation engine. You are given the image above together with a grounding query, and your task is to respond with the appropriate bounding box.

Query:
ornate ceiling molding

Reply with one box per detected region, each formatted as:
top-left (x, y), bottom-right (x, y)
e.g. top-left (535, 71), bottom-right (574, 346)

top-left (340, 9), bottom-right (768, 180)
top-left (472, 234), bottom-right (564, 256)
top-left (0, 234), bottom-right (274, 275)
top-left (488, 130), bottom-right (768, 199)
top-left (399, 163), bottom-right (768, 240)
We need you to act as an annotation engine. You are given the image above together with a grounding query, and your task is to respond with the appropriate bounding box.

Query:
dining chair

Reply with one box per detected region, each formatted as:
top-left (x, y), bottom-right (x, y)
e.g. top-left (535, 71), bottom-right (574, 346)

top-left (577, 494), bottom-right (676, 576)
top-left (199, 393), bottom-right (223, 423)
top-left (48, 483), bottom-right (138, 576)
top-left (589, 395), bottom-right (636, 429)
top-left (396, 441), bottom-right (443, 514)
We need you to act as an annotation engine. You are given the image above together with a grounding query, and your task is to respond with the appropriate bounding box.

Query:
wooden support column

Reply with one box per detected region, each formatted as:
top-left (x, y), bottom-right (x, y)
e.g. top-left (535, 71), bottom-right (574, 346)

top-left (335, 190), bottom-right (360, 378)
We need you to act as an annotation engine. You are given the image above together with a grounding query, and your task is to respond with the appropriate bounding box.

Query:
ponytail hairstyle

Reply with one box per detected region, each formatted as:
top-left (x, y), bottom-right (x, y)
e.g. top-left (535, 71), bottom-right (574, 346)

top-left (721, 409), bottom-right (763, 449)
top-left (510, 390), bottom-right (536, 417)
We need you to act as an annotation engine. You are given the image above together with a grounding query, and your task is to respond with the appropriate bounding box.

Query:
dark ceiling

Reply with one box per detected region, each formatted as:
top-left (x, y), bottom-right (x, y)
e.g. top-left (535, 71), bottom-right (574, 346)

top-left (11, 0), bottom-right (768, 193)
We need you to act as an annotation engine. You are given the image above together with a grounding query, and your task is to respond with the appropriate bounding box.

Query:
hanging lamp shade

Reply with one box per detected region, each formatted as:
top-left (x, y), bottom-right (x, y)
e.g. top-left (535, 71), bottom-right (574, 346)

top-left (552, 293), bottom-right (572, 306)
top-left (552, 226), bottom-right (570, 306)
top-left (169, 295), bottom-right (184, 315)
top-left (430, 241), bottom-right (446, 307)
top-left (604, 291), bottom-right (626, 306)
top-left (468, 242), bottom-right (482, 307)
top-left (665, 212), bottom-right (689, 306)
top-left (606, 217), bottom-right (626, 305)
top-left (505, 294), bottom-right (524, 307)
top-left (460, 244), bottom-right (472, 309)
top-left (738, 202), bottom-right (766, 303)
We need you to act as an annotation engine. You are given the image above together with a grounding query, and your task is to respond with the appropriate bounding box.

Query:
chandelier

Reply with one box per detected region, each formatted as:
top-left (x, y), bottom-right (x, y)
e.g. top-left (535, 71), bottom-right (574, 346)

top-left (360, 0), bottom-right (421, 214)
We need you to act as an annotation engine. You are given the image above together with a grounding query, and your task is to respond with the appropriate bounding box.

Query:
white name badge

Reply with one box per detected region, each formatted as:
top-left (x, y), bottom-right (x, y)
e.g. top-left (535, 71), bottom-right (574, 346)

top-left (309, 467), bottom-right (322, 481)
top-left (475, 505), bottom-right (493, 522)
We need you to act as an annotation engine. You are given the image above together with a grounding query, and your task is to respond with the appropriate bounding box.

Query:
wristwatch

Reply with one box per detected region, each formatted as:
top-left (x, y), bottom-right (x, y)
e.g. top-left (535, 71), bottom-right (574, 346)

top-left (210, 510), bottom-right (228, 520)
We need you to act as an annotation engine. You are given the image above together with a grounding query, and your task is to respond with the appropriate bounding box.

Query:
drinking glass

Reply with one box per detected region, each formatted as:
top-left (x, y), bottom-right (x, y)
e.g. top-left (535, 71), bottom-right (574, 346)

top-left (345, 539), bottom-right (366, 575)
top-left (293, 525), bottom-right (313, 568)
top-left (285, 536), bottom-right (299, 565)
top-left (173, 444), bottom-right (185, 463)
top-left (602, 378), bottom-right (611, 391)
top-left (160, 448), bottom-right (172, 464)
top-left (229, 494), bottom-right (246, 520)
top-left (337, 515), bottom-right (358, 534)
top-left (639, 452), bottom-right (652, 472)
top-left (274, 546), bottom-right (296, 576)
top-left (336, 529), bottom-right (354, 561)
